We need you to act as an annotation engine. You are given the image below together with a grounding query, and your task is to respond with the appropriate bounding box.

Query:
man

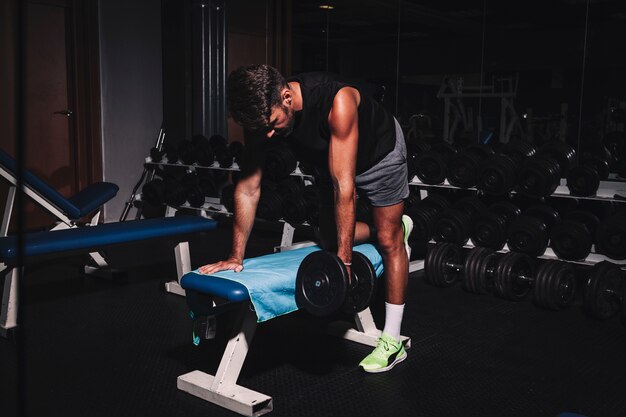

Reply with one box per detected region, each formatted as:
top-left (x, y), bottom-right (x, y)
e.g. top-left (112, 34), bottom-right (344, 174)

top-left (199, 64), bottom-right (413, 373)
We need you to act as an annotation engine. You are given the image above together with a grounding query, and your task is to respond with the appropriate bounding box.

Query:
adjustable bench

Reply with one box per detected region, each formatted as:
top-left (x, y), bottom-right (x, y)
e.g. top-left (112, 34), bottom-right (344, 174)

top-left (0, 216), bottom-right (217, 337)
top-left (177, 244), bottom-right (411, 417)
top-left (0, 147), bottom-right (120, 274)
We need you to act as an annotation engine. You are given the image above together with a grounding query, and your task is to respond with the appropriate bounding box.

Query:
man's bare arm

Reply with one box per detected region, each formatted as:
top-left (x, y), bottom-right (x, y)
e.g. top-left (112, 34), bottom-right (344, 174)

top-left (328, 87), bottom-right (361, 267)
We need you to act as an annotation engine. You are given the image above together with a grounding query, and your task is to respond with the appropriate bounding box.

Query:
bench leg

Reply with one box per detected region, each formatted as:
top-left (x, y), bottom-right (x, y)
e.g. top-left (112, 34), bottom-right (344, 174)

top-left (1, 267), bottom-right (20, 338)
top-left (163, 241), bottom-right (190, 296)
top-left (178, 305), bottom-right (273, 416)
top-left (328, 307), bottom-right (411, 349)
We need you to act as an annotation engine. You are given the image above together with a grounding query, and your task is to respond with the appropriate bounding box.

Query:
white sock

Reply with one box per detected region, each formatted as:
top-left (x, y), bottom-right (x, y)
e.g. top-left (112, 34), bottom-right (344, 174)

top-left (382, 302), bottom-right (405, 342)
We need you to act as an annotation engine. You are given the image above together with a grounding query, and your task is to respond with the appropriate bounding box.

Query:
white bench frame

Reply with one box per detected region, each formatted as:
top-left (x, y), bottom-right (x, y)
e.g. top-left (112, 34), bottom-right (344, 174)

top-left (177, 304), bottom-right (411, 416)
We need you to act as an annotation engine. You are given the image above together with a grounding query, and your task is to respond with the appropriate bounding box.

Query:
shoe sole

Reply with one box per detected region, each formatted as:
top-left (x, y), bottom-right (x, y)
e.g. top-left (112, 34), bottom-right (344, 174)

top-left (402, 215), bottom-right (414, 260)
top-left (360, 350), bottom-right (407, 374)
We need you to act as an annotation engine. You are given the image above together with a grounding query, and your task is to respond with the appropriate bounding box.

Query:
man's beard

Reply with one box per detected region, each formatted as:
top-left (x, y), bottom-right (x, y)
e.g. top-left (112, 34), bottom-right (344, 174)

top-left (279, 105), bottom-right (296, 137)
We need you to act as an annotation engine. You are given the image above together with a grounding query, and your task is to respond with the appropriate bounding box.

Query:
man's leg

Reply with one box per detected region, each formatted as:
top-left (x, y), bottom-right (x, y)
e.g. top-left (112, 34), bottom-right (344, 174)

top-left (359, 201), bottom-right (409, 373)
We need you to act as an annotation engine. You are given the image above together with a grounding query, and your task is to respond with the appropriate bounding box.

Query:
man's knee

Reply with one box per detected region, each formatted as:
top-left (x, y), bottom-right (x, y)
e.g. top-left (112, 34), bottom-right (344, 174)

top-left (375, 223), bottom-right (404, 255)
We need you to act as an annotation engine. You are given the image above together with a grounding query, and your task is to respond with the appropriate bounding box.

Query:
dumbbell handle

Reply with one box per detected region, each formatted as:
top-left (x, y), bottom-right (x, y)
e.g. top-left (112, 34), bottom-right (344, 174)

top-left (443, 261), bottom-right (534, 282)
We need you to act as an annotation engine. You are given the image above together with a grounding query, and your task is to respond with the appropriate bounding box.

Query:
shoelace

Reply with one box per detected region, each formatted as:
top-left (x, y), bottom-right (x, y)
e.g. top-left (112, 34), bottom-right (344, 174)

top-left (372, 337), bottom-right (393, 358)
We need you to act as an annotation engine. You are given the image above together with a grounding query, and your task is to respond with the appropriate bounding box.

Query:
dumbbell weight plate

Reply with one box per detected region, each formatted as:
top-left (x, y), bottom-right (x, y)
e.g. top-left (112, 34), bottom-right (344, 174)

top-left (534, 260), bottom-right (577, 310)
top-left (584, 261), bottom-right (625, 319)
top-left (342, 252), bottom-right (377, 315)
top-left (551, 220), bottom-right (593, 261)
top-left (493, 251), bottom-right (535, 301)
top-left (425, 242), bottom-right (463, 287)
top-left (463, 246), bottom-right (498, 294)
top-left (296, 251), bottom-right (349, 316)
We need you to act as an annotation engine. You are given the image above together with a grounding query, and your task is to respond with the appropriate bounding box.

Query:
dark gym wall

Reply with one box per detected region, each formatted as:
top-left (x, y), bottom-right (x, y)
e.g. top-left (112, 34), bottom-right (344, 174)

top-left (99, 0), bottom-right (162, 222)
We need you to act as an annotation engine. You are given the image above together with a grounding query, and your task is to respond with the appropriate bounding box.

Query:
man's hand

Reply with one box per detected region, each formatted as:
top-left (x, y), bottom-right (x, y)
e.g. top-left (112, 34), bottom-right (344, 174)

top-left (198, 256), bottom-right (244, 275)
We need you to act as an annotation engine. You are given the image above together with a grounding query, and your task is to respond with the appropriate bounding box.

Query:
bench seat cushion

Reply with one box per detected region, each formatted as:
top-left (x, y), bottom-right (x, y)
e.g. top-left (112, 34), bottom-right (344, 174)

top-left (181, 243), bottom-right (384, 322)
top-left (0, 216), bottom-right (217, 260)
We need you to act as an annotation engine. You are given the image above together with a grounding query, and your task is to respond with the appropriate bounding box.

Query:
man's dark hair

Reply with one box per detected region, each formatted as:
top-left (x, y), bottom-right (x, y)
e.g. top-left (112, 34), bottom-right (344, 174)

top-left (227, 64), bottom-right (288, 131)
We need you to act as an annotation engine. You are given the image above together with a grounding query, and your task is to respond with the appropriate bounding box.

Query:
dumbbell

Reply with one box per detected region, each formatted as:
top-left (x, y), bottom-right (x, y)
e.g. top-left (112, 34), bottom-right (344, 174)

top-left (517, 140), bottom-right (577, 198)
top-left (425, 243), bottom-right (577, 309)
top-left (142, 177), bottom-right (187, 207)
top-left (446, 144), bottom-right (494, 188)
top-left (550, 210), bottom-right (600, 261)
top-left (180, 172), bottom-right (205, 208)
top-left (477, 140), bottom-right (536, 196)
top-left (295, 250), bottom-right (376, 316)
top-left (595, 213), bottom-right (626, 260)
top-left (215, 141), bottom-right (245, 168)
top-left (471, 201), bottom-right (521, 251)
top-left (566, 149), bottom-right (611, 197)
top-left (405, 193), bottom-right (451, 258)
top-left (433, 195), bottom-right (487, 245)
top-left (507, 204), bottom-right (561, 257)
top-left (178, 139), bottom-right (198, 165)
top-left (406, 140), bottom-right (431, 180)
top-left (264, 144), bottom-right (298, 181)
top-left (583, 261), bottom-right (626, 319)
top-left (161, 142), bottom-right (180, 164)
top-left (192, 134), bottom-right (215, 167)
top-left (602, 131), bottom-right (626, 169)
top-left (283, 185), bottom-right (320, 225)
top-left (413, 142), bottom-right (457, 185)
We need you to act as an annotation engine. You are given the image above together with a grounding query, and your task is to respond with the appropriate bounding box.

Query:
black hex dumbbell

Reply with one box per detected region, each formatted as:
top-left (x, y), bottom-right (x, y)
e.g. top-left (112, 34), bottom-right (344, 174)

top-left (517, 140), bottom-right (577, 198)
top-left (471, 201), bottom-right (521, 251)
top-left (550, 210), bottom-right (600, 261)
top-left (446, 144), bottom-right (494, 188)
top-left (477, 140), bottom-right (536, 196)
top-left (191, 134), bottom-right (215, 167)
top-left (433, 195), bottom-right (487, 246)
top-left (507, 204), bottom-right (561, 257)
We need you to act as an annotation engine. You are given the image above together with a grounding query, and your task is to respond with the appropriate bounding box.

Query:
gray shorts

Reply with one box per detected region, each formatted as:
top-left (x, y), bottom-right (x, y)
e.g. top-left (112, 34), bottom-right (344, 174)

top-left (355, 118), bottom-right (410, 207)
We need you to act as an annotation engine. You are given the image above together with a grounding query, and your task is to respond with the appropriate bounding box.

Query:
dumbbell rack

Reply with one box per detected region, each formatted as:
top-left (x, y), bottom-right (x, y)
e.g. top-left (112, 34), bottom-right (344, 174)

top-left (142, 157), bottom-right (426, 277)
top-left (408, 176), bottom-right (626, 266)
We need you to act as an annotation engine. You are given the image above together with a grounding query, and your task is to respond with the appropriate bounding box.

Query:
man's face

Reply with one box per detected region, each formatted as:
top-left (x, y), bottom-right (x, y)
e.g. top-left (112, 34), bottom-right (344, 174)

top-left (266, 104), bottom-right (295, 139)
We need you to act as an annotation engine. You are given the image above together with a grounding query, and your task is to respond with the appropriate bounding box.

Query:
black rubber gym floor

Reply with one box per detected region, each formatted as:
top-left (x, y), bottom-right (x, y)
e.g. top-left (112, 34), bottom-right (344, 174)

top-left (1, 220), bottom-right (625, 417)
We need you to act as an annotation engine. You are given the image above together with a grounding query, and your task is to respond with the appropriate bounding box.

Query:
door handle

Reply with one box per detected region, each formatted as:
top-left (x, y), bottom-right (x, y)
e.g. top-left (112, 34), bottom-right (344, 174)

top-left (54, 110), bottom-right (73, 117)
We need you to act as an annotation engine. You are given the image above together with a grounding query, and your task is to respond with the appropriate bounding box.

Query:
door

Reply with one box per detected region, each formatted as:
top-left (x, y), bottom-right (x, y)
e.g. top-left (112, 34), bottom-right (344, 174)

top-left (0, 0), bottom-right (102, 231)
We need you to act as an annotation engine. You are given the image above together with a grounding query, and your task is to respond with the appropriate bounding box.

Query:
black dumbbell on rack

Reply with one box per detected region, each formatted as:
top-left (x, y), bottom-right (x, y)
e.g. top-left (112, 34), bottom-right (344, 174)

top-left (405, 193), bottom-right (451, 259)
top-left (425, 243), bottom-right (577, 310)
top-left (413, 142), bottom-right (457, 185)
top-left (433, 195), bottom-right (487, 246)
top-left (595, 212), bottom-right (626, 260)
top-left (477, 140), bottom-right (536, 196)
top-left (264, 143), bottom-right (298, 181)
top-left (471, 201), bottom-right (521, 251)
top-left (583, 261), bottom-right (625, 319)
top-left (566, 148), bottom-right (611, 197)
top-left (295, 250), bottom-right (377, 316)
top-left (507, 204), bottom-right (561, 257)
top-left (517, 140), bottom-right (577, 198)
top-left (283, 185), bottom-right (320, 225)
top-left (550, 210), bottom-right (601, 261)
top-left (446, 144), bottom-right (494, 189)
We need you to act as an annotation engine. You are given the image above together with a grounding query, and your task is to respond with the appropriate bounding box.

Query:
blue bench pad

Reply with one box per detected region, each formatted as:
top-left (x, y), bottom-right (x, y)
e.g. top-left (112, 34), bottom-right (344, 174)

top-left (181, 243), bottom-right (383, 322)
top-left (0, 216), bottom-right (217, 260)
top-left (0, 147), bottom-right (118, 219)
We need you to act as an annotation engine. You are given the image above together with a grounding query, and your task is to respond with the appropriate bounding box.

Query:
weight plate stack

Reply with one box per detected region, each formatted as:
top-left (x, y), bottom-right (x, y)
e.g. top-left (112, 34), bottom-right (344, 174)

top-left (533, 260), bottom-right (577, 310)
top-left (493, 251), bottom-right (535, 301)
top-left (342, 252), bottom-right (377, 315)
top-left (463, 246), bottom-right (498, 294)
top-left (584, 261), bottom-right (625, 319)
top-left (296, 251), bottom-right (349, 317)
top-left (477, 153), bottom-right (518, 196)
top-left (414, 142), bottom-right (457, 185)
top-left (517, 155), bottom-right (562, 198)
top-left (424, 242), bottom-right (463, 287)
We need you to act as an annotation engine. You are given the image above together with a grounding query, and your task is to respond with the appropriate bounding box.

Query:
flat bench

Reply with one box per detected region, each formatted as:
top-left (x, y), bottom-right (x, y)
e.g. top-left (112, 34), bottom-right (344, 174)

top-left (0, 216), bottom-right (217, 336)
top-left (177, 245), bottom-right (411, 417)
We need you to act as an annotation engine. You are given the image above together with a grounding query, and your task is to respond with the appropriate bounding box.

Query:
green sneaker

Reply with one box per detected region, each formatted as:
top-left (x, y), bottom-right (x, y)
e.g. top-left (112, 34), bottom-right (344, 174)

top-left (402, 214), bottom-right (414, 260)
top-left (359, 332), bottom-right (407, 373)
